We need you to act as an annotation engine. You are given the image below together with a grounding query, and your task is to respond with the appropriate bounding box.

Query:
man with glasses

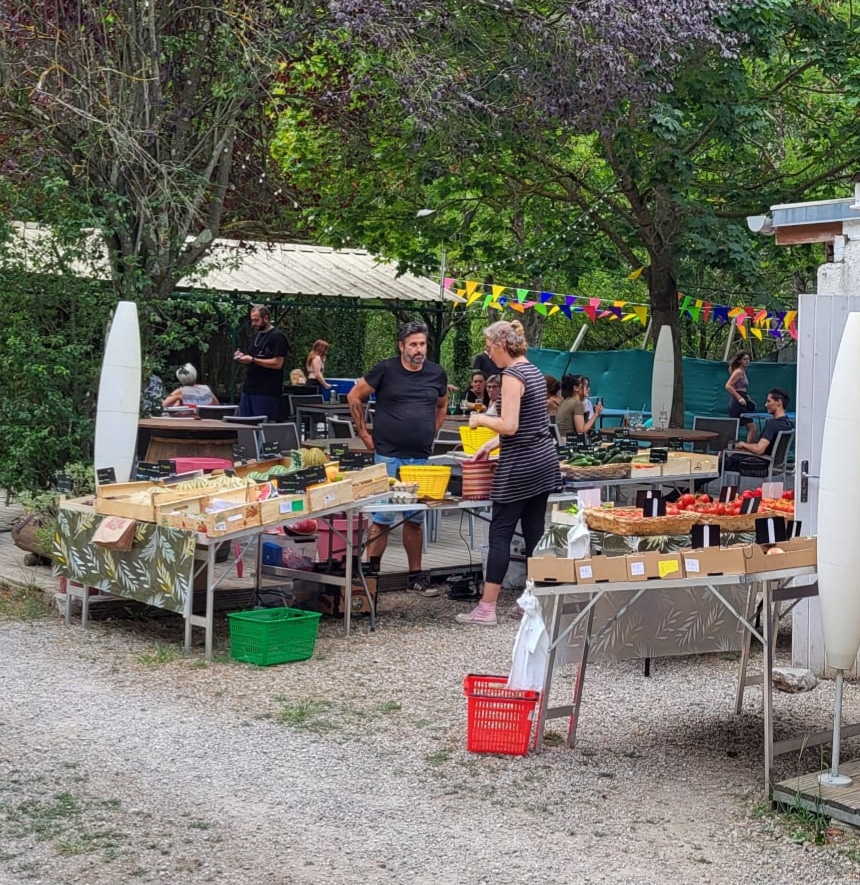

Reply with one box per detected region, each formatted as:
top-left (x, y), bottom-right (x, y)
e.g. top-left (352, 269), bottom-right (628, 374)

top-left (348, 321), bottom-right (449, 596)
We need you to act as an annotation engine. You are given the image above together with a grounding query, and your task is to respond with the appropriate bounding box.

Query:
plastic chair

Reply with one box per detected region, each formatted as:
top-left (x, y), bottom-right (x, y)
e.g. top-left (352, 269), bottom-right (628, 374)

top-left (233, 427), bottom-right (262, 461)
top-left (721, 429), bottom-right (795, 490)
top-left (327, 416), bottom-right (355, 439)
top-left (432, 428), bottom-right (463, 456)
top-left (691, 416), bottom-right (739, 454)
top-left (260, 422), bottom-right (300, 456)
top-left (289, 394), bottom-right (325, 440)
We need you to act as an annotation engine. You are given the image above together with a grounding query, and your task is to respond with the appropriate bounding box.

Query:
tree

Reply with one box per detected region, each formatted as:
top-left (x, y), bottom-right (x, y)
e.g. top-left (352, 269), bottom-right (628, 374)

top-left (0, 1), bottom-right (315, 303)
top-left (280, 1), bottom-right (860, 421)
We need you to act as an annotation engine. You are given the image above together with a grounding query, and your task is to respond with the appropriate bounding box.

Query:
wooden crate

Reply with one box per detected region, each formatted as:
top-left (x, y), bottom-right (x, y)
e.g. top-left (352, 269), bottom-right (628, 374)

top-left (346, 463), bottom-right (390, 501)
top-left (95, 481), bottom-right (166, 522)
top-left (259, 494), bottom-right (309, 525)
top-left (157, 500), bottom-right (262, 537)
top-left (306, 479), bottom-right (354, 513)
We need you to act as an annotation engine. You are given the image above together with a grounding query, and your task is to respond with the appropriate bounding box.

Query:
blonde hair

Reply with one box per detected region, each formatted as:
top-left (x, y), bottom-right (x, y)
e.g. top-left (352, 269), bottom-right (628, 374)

top-left (484, 320), bottom-right (527, 357)
top-left (176, 363), bottom-right (198, 385)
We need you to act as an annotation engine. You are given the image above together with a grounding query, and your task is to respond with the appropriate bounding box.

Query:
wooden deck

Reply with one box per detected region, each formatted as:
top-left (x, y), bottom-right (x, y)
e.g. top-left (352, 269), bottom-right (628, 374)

top-left (773, 759), bottom-right (860, 827)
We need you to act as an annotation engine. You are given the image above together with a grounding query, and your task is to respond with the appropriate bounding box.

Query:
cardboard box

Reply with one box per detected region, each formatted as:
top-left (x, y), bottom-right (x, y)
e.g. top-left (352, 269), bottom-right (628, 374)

top-left (528, 556), bottom-right (578, 584)
top-left (574, 555), bottom-right (629, 584)
top-left (743, 536), bottom-right (817, 574)
top-left (626, 551), bottom-right (685, 581)
top-left (306, 479), bottom-right (354, 513)
top-left (662, 457), bottom-right (693, 477)
top-left (688, 453), bottom-right (719, 475)
top-left (259, 494), bottom-right (308, 525)
top-left (346, 463), bottom-right (390, 501)
top-left (682, 545), bottom-right (748, 577)
top-left (313, 577), bottom-right (378, 618)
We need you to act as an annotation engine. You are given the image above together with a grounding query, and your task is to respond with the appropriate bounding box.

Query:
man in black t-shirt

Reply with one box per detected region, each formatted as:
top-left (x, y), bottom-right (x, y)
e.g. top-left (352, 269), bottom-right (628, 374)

top-left (473, 350), bottom-right (500, 379)
top-left (348, 321), bottom-right (448, 596)
top-left (234, 304), bottom-right (288, 421)
top-left (723, 388), bottom-right (794, 472)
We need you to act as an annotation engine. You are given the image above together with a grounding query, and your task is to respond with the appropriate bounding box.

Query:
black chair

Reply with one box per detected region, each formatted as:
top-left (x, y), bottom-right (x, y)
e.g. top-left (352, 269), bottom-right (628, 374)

top-left (327, 416), bottom-right (355, 439)
top-left (721, 429), bottom-right (795, 490)
top-left (432, 428), bottom-right (463, 456)
top-left (691, 416), bottom-right (739, 454)
top-left (233, 427), bottom-right (262, 461)
top-left (260, 422), bottom-right (300, 456)
top-left (288, 394), bottom-right (325, 440)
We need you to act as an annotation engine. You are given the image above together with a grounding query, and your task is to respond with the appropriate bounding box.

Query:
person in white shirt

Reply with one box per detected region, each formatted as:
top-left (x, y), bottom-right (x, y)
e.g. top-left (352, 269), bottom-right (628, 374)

top-left (162, 364), bottom-right (218, 408)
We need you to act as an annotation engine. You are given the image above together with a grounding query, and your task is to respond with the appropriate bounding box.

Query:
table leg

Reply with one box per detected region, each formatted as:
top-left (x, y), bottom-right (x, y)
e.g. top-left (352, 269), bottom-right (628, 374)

top-left (534, 594), bottom-right (563, 751)
top-left (568, 606), bottom-right (593, 748)
top-left (762, 580), bottom-right (774, 791)
top-left (735, 583), bottom-right (758, 714)
top-left (204, 543), bottom-right (216, 661)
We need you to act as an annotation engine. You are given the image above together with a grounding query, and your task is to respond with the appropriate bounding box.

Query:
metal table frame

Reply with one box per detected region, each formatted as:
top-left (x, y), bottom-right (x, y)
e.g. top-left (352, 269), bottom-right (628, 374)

top-left (531, 566), bottom-right (835, 789)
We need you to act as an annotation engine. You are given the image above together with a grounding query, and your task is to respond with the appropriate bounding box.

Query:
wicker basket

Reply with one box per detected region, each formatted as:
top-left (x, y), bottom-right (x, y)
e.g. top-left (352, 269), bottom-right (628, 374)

top-left (585, 507), bottom-right (698, 537)
top-left (399, 465), bottom-right (451, 499)
top-left (692, 512), bottom-right (763, 533)
top-left (459, 426), bottom-right (500, 456)
top-left (559, 461), bottom-right (631, 481)
top-left (461, 459), bottom-right (497, 500)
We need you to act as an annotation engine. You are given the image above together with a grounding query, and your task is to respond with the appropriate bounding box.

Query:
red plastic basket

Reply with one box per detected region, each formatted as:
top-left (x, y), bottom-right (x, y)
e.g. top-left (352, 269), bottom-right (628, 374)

top-left (463, 674), bottom-right (541, 756)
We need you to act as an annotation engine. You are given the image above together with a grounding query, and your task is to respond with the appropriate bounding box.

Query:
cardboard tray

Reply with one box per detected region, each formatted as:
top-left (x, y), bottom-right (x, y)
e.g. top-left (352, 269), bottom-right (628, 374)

top-left (528, 556), bottom-right (578, 585)
top-left (682, 545), bottom-right (748, 577)
top-left (742, 537), bottom-right (817, 574)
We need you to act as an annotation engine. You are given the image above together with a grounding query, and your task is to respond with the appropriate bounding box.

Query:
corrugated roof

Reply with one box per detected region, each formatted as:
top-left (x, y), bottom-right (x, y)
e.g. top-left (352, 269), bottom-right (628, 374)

top-left (6, 222), bottom-right (454, 303)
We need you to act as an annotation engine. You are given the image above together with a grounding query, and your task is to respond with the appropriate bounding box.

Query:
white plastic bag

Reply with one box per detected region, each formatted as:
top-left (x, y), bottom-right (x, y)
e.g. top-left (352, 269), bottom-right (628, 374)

top-left (566, 506), bottom-right (591, 560)
top-left (507, 580), bottom-right (549, 692)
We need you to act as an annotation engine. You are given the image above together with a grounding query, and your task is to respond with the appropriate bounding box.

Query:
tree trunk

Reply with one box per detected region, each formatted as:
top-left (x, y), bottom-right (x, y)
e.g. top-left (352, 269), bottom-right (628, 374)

top-left (648, 254), bottom-right (685, 427)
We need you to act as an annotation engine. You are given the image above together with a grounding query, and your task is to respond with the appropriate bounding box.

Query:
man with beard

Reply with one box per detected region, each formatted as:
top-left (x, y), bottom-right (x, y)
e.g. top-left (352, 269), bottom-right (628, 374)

top-left (234, 304), bottom-right (288, 421)
top-left (348, 321), bottom-right (449, 596)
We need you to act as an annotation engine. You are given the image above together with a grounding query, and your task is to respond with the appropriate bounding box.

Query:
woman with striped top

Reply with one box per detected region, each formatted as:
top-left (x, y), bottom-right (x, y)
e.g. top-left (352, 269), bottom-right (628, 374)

top-left (455, 320), bottom-right (561, 627)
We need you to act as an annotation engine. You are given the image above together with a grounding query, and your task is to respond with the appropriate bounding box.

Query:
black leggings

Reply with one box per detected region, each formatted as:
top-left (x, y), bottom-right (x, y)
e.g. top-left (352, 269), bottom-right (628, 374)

top-left (485, 492), bottom-right (551, 585)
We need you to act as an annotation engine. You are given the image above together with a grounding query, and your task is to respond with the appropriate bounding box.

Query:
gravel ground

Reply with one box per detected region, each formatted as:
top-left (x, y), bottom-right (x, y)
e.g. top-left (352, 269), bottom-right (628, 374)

top-left (3, 590), bottom-right (860, 885)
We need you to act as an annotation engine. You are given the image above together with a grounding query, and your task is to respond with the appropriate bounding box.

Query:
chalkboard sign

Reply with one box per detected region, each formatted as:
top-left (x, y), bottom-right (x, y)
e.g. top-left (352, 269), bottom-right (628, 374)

top-left (740, 496), bottom-right (761, 515)
top-left (567, 433), bottom-right (590, 452)
top-left (97, 467), bottom-right (117, 485)
top-left (135, 462), bottom-right (162, 481)
top-left (339, 451), bottom-right (375, 470)
top-left (277, 465), bottom-right (327, 493)
top-left (55, 474), bottom-right (74, 494)
top-left (617, 438), bottom-right (639, 454)
top-left (635, 489), bottom-right (662, 509)
top-left (648, 448), bottom-right (668, 464)
top-left (642, 496), bottom-right (667, 517)
top-left (667, 437), bottom-right (685, 451)
top-left (329, 443), bottom-right (350, 458)
top-left (158, 460), bottom-right (176, 477)
top-left (692, 523), bottom-right (720, 549)
top-left (261, 441), bottom-right (281, 457)
top-left (232, 444), bottom-right (249, 464)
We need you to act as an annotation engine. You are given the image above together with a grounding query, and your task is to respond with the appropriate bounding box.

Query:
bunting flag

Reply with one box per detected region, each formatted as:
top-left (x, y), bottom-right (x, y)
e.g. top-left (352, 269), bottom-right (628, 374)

top-left (444, 275), bottom-right (797, 338)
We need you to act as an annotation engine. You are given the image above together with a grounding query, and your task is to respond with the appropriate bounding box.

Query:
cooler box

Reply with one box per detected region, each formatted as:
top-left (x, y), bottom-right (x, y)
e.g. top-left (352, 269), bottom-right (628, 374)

top-left (315, 515), bottom-right (367, 561)
top-left (327, 378), bottom-right (357, 399)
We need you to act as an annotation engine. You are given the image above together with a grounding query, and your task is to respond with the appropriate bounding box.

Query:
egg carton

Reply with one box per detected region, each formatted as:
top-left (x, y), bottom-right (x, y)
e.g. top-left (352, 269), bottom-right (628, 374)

top-left (389, 482), bottom-right (420, 504)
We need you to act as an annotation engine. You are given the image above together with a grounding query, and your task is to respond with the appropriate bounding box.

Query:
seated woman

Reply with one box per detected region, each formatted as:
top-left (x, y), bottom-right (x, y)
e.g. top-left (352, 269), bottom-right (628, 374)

top-left (545, 375), bottom-right (562, 416)
top-left (463, 370), bottom-right (490, 412)
top-left (571, 375), bottom-right (603, 436)
top-left (485, 374), bottom-right (501, 416)
top-left (162, 363), bottom-right (218, 408)
top-left (555, 374), bottom-right (579, 437)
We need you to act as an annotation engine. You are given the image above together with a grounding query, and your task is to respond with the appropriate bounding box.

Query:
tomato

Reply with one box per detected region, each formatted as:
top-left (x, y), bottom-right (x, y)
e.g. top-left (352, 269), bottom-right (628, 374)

top-left (714, 503), bottom-right (726, 516)
top-left (666, 504), bottom-right (680, 515)
top-left (697, 494), bottom-right (711, 504)
top-left (679, 493), bottom-right (696, 508)
top-left (782, 490), bottom-right (795, 501)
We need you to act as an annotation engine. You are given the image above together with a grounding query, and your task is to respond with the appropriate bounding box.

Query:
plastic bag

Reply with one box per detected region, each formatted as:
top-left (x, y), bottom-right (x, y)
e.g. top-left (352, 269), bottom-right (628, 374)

top-left (566, 507), bottom-right (591, 560)
top-left (507, 580), bottom-right (549, 692)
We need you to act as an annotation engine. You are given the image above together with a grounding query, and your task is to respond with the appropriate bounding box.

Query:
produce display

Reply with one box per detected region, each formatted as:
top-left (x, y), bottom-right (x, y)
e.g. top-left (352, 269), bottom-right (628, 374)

top-left (562, 446), bottom-right (634, 468)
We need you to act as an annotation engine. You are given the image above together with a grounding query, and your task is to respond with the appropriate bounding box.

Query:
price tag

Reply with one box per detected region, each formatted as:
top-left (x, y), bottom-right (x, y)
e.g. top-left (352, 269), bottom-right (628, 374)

top-left (787, 519), bottom-right (802, 538)
top-left (642, 496), bottom-right (666, 517)
top-left (692, 523), bottom-right (720, 549)
top-left (740, 496), bottom-right (761, 515)
top-left (629, 560), bottom-right (646, 577)
top-left (577, 564), bottom-right (593, 580)
top-left (568, 433), bottom-right (589, 452)
top-left (277, 474), bottom-right (304, 494)
top-left (96, 467), bottom-right (116, 485)
top-left (158, 460), bottom-right (175, 477)
top-left (667, 437), bottom-right (685, 451)
top-left (556, 445), bottom-right (572, 460)
top-left (278, 466), bottom-right (327, 493)
top-left (755, 515), bottom-right (786, 545)
top-left (635, 489), bottom-right (662, 509)
top-left (232, 444), bottom-right (248, 464)
top-left (658, 559), bottom-right (680, 578)
top-left (135, 462), bottom-right (161, 481)
top-left (718, 485), bottom-right (738, 503)
top-left (55, 474), bottom-right (74, 493)
top-left (648, 448), bottom-right (668, 464)
top-left (329, 443), bottom-right (350, 458)
top-left (261, 441), bottom-right (280, 457)
top-left (577, 488), bottom-right (602, 510)
top-left (339, 451), bottom-right (375, 470)
top-left (762, 481), bottom-right (783, 499)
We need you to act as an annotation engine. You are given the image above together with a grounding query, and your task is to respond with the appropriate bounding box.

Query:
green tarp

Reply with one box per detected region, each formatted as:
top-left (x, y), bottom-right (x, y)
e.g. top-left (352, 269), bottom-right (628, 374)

top-left (527, 348), bottom-right (797, 426)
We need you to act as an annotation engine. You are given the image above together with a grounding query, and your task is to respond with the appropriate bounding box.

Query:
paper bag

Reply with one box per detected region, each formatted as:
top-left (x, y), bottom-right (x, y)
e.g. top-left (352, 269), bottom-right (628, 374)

top-left (92, 516), bottom-right (136, 551)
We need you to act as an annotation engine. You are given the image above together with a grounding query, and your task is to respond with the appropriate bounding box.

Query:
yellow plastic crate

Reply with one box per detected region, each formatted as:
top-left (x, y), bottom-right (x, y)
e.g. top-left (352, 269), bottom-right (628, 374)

top-left (458, 426), bottom-right (500, 456)
top-left (399, 465), bottom-right (451, 499)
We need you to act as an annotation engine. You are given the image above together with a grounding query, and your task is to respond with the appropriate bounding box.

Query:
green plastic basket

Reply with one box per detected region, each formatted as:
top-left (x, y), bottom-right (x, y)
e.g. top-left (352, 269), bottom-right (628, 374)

top-left (227, 607), bottom-right (322, 666)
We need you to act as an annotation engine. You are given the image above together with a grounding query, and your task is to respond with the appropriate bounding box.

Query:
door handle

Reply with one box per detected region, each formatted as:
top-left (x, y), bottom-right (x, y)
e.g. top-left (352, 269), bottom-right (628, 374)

top-left (800, 460), bottom-right (819, 503)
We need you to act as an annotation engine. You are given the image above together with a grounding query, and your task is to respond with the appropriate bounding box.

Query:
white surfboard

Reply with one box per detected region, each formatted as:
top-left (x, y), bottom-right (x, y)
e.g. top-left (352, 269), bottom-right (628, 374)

top-left (650, 325), bottom-right (674, 429)
top-left (817, 312), bottom-right (860, 670)
top-left (94, 301), bottom-right (141, 486)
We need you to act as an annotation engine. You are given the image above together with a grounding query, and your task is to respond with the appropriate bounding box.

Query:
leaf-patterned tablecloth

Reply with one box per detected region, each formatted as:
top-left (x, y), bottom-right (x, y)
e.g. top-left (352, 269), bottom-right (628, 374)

top-left (53, 508), bottom-right (197, 615)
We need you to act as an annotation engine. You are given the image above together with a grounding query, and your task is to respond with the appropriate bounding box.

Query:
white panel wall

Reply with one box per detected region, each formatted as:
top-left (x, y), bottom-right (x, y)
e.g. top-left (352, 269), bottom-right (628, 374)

top-left (793, 284), bottom-right (860, 675)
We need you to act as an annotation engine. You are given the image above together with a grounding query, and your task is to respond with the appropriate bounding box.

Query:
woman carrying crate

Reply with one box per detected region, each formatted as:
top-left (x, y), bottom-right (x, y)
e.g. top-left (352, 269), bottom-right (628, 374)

top-left (455, 320), bottom-right (562, 627)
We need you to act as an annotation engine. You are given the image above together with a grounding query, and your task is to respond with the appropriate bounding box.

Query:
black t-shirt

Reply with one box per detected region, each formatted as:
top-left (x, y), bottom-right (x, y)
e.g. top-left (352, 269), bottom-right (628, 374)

top-left (364, 357), bottom-right (448, 458)
top-left (243, 327), bottom-right (288, 396)
top-left (761, 415), bottom-right (794, 456)
top-left (472, 352), bottom-right (501, 378)
top-left (465, 389), bottom-right (490, 406)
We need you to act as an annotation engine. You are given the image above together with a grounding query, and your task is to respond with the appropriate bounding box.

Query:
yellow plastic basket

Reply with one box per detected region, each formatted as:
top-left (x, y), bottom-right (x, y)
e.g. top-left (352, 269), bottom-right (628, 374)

top-left (458, 426), bottom-right (500, 456)
top-left (399, 465), bottom-right (451, 499)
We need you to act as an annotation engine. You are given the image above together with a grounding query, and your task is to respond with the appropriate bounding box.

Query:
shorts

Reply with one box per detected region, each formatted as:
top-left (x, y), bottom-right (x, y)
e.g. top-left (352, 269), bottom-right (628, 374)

top-left (372, 454), bottom-right (428, 525)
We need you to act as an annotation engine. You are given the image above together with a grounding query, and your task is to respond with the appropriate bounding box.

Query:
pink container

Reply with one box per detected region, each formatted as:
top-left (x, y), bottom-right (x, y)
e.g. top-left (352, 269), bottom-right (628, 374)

top-left (172, 457), bottom-right (233, 473)
top-left (315, 516), bottom-right (367, 561)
